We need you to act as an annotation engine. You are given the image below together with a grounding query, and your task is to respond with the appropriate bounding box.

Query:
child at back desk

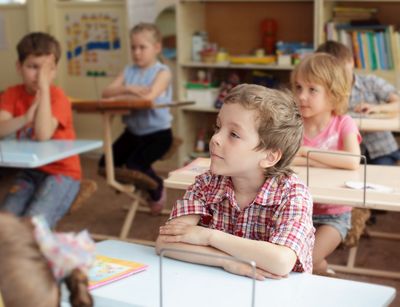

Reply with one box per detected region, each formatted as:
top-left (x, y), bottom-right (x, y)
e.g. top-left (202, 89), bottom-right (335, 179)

top-left (291, 53), bottom-right (362, 274)
top-left (0, 32), bottom-right (81, 228)
top-left (316, 40), bottom-right (400, 165)
top-left (156, 84), bottom-right (315, 279)
top-left (99, 22), bottom-right (173, 214)
top-left (0, 213), bottom-right (94, 307)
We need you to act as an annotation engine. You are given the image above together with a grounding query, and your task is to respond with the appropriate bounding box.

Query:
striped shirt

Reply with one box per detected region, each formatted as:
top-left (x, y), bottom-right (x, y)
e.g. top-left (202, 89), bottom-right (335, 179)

top-left (350, 74), bottom-right (399, 159)
top-left (170, 171), bottom-right (315, 273)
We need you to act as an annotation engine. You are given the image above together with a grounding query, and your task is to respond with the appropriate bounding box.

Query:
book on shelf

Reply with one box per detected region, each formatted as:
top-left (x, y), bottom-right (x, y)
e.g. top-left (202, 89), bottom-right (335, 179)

top-left (168, 157), bottom-right (210, 183)
top-left (88, 255), bottom-right (148, 290)
top-left (326, 22), bottom-right (399, 71)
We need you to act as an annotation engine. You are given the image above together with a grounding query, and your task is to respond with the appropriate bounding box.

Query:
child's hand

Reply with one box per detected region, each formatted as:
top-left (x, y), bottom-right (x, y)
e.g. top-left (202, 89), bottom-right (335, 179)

top-left (223, 259), bottom-right (287, 281)
top-left (159, 222), bottom-right (211, 246)
top-left (25, 99), bottom-right (39, 124)
top-left (298, 146), bottom-right (313, 157)
top-left (127, 85), bottom-right (150, 96)
top-left (354, 102), bottom-right (377, 114)
top-left (38, 55), bottom-right (56, 88)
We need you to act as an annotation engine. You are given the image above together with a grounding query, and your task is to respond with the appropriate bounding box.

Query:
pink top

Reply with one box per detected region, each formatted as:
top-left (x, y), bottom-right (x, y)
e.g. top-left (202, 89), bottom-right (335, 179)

top-left (303, 115), bottom-right (361, 215)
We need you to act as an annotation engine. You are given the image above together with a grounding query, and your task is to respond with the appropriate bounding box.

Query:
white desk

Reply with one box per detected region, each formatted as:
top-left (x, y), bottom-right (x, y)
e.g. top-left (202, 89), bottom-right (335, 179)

top-left (0, 139), bottom-right (103, 168)
top-left (62, 240), bottom-right (395, 307)
top-left (164, 158), bottom-right (400, 279)
top-left (164, 159), bottom-right (400, 212)
top-left (350, 113), bottom-right (400, 132)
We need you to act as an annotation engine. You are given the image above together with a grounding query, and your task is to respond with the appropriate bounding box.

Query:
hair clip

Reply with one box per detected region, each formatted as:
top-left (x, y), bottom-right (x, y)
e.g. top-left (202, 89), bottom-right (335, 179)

top-left (31, 216), bottom-right (95, 282)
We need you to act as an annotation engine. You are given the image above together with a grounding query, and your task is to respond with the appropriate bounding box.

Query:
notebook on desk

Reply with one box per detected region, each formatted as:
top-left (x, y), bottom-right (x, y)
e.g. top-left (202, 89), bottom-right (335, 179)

top-left (89, 255), bottom-right (148, 290)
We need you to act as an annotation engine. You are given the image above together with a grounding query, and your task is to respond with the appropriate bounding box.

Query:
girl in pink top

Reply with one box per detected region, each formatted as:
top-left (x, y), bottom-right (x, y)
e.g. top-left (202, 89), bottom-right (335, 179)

top-left (291, 53), bottom-right (361, 275)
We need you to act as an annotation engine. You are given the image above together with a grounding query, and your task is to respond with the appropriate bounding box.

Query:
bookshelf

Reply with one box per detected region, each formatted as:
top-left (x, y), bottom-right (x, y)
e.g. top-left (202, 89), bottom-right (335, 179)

top-left (316, 0), bottom-right (400, 87)
top-left (175, 0), bottom-right (400, 165)
top-left (175, 0), bottom-right (315, 164)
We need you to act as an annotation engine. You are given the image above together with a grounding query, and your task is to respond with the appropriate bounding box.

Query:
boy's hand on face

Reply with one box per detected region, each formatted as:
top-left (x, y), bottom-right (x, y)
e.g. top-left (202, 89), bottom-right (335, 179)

top-left (38, 55), bottom-right (56, 88)
top-left (159, 222), bottom-right (212, 246)
top-left (222, 259), bottom-right (287, 281)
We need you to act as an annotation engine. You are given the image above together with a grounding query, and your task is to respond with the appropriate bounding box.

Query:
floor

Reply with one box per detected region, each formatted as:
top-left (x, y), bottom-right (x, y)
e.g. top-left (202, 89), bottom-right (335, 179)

top-left (1, 155), bottom-right (399, 306)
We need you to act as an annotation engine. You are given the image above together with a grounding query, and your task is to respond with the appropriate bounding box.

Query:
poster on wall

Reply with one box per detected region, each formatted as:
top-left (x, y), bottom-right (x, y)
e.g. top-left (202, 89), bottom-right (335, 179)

top-left (65, 12), bottom-right (122, 77)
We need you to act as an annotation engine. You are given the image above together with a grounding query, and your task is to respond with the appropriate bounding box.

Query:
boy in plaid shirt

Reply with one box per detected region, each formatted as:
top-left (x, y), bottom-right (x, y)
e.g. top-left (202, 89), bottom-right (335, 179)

top-left (156, 84), bottom-right (315, 279)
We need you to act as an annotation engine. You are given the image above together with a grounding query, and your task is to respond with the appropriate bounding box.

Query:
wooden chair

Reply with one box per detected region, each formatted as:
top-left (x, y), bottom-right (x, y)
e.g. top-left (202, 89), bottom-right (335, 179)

top-left (68, 179), bottom-right (98, 214)
top-left (329, 208), bottom-right (372, 275)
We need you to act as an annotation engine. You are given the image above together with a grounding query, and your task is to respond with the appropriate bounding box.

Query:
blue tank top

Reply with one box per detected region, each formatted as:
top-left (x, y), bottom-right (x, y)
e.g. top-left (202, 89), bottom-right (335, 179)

top-left (122, 61), bottom-right (172, 135)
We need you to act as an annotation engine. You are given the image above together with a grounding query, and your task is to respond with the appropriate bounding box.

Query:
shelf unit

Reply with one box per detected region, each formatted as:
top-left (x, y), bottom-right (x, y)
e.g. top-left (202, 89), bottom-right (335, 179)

top-left (175, 0), bottom-right (316, 164)
top-left (316, 0), bottom-right (400, 88)
top-left (175, 0), bottom-right (400, 164)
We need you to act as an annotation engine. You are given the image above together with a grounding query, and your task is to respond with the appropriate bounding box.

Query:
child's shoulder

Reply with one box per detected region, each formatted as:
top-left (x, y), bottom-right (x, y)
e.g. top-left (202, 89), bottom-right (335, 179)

top-left (270, 172), bottom-right (310, 197)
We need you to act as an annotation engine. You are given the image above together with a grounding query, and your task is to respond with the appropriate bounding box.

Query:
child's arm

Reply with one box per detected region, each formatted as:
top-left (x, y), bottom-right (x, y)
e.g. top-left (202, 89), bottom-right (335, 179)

top-left (159, 222), bottom-right (296, 277)
top-left (136, 69), bottom-right (171, 101)
top-left (354, 93), bottom-right (400, 114)
top-left (297, 139), bottom-right (361, 170)
top-left (101, 71), bottom-right (150, 99)
top-left (33, 55), bottom-right (58, 141)
top-left (156, 216), bottom-right (284, 280)
top-left (0, 106), bottom-right (33, 138)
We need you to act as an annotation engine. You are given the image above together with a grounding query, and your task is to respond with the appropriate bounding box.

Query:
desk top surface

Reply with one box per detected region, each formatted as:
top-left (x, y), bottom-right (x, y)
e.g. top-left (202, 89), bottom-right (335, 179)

top-left (72, 99), bottom-right (194, 113)
top-left (164, 158), bottom-right (400, 211)
top-left (62, 240), bottom-right (395, 307)
top-left (0, 139), bottom-right (103, 168)
top-left (351, 113), bottom-right (400, 132)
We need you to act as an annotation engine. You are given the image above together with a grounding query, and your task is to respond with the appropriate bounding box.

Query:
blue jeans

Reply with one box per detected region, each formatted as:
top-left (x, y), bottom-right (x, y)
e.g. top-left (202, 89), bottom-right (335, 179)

top-left (313, 211), bottom-right (352, 241)
top-left (366, 149), bottom-right (400, 165)
top-left (0, 169), bottom-right (80, 228)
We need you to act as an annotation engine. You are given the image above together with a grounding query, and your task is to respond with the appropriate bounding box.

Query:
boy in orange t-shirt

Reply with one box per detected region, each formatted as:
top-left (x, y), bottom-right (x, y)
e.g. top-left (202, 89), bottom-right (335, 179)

top-left (0, 32), bottom-right (81, 228)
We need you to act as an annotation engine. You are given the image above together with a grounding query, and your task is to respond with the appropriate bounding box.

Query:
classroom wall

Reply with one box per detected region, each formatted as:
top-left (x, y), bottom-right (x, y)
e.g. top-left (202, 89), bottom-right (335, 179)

top-left (49, 1), bottom-right (129, 142)
top-left (0, 4), bottom-right (28, 90)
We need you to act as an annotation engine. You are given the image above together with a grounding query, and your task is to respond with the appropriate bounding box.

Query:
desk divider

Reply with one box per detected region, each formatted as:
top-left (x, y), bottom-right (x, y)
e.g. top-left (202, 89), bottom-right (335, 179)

top-left (159, 248), bottom-right (256, 307)
top-left (305, 151), bottom-right (367, 207)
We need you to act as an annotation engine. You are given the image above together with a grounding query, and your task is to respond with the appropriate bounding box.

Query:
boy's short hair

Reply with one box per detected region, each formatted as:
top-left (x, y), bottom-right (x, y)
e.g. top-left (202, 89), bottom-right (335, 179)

top-left (223, 84), bottom-right (303, 179)
top-left (316, 40), bottom-right (353, 65)
top-left (130, 22), bottom-right (162, 44)
top-left (17, 32), bottom-right (61, 63)
top-left (291, 53), bottom-right (351, 115)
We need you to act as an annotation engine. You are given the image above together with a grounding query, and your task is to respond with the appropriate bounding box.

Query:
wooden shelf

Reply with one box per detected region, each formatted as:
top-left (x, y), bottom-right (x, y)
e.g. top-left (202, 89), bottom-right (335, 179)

top-left (181, 61), bottom-right (294, 70)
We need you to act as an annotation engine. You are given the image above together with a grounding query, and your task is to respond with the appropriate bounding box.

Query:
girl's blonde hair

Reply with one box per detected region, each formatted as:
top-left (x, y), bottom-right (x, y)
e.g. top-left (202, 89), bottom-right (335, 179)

top-left (130, 22), bottom-right (162, 44)
top-left (291, 53), bottom-right (351, 115)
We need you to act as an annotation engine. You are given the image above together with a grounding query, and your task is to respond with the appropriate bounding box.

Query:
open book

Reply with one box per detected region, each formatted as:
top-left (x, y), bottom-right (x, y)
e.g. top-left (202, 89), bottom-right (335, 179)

top-left (167, 158), bottom-right (211, 186)
top-left (89, 255), bottom-right (148, 290)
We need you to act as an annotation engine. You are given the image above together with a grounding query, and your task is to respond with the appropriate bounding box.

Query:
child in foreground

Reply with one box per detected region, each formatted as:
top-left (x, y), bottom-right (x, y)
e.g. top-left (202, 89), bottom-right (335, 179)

top-left (291, 53), bottom-right (362, 274)
top-left (156, 84), bottom-right (315, 279)
top-left (0, 213), bottom-right (94, 307)
top-left (0, 32), bottom-right (81, 227)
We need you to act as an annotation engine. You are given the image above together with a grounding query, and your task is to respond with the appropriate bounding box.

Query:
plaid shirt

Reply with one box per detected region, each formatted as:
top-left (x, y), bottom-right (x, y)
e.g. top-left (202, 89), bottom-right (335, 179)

top-left (170, 171), bottom-right (315, 273)
top-left (350, 74), bottom-right (399, 159)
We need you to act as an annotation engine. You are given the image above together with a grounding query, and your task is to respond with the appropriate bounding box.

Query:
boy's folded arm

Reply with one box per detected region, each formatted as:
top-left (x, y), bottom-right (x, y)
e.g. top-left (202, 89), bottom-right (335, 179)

top-left (208, 230), bottom-right (297, 276)
top-left (0, 110), bottom-right (28, 138)
top-left (155, 214), bottom-right (227, 267)
top-left (33, 87), bottom-right (58, 141)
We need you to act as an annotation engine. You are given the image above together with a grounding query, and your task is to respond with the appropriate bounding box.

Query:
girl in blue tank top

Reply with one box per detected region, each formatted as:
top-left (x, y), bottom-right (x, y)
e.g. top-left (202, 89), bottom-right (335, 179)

top-left (99, 23), bottom-right (173, 214)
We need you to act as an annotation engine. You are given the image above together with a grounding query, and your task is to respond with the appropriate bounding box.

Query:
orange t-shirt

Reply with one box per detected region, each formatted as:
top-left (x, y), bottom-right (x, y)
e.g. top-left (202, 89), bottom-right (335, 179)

top-left (0, 84), bottom-right (82, 180)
